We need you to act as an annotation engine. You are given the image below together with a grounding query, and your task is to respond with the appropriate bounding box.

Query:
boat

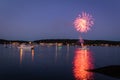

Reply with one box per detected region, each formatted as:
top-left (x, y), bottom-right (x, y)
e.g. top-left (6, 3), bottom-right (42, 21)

top-left (79, 46), bottom-right (89, 50)
top-left (18, 44), bottom-right (34, 50)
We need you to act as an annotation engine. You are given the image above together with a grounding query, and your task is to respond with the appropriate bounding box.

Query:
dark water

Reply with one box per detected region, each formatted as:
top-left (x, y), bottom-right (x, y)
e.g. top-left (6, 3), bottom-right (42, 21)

top-left (0, 44), bottom-right (120, 80)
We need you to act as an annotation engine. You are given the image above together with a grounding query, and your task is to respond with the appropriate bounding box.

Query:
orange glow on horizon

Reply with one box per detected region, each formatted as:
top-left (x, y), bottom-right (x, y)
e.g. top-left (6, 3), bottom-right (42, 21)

top-left (73, 49), bottom-right (94, 80)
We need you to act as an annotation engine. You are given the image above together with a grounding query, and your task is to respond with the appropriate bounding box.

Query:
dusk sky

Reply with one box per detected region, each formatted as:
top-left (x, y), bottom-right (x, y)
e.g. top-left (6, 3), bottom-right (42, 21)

top-left (0, 0), bottom-right (120, 41)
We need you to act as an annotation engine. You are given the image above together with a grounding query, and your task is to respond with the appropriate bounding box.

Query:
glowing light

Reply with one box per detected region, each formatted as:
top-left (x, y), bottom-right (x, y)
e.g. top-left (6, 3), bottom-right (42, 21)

top-left (73, 49), bottom-right (94, 80)
top-left (74, 12), bottom-right (94, 33)
top-left (20, 48), bottom-right (23, 64)
top-left (55, 45), bottom-right (58, 63)
top-left (31, 49), bottom-right (35, 62)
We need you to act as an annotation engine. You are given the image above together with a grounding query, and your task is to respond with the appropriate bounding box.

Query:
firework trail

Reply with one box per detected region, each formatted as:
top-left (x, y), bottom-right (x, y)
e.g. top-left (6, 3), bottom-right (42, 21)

top-left (74, 12), bottom-right (94, 47)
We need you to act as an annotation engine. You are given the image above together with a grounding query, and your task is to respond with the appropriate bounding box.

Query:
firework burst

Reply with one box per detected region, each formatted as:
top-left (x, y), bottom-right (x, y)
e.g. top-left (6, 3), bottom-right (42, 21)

top-left (74, 12), bottom-right (94, 33)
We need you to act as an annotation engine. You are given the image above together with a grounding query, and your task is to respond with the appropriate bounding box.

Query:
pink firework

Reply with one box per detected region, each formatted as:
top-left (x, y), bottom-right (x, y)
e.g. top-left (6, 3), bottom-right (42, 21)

top-left (74, 12), bottom-right (94, 33)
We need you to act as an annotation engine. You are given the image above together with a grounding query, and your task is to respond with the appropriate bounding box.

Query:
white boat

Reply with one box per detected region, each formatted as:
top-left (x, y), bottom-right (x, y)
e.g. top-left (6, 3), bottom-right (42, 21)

top-left (18, 44), bottom-right (34, 50)
top-left (79, 46), bottom-right (89, 50)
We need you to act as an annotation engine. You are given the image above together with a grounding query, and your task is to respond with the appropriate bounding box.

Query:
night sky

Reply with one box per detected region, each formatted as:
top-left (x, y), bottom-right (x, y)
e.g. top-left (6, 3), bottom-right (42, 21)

top-left (0, 0), bottom-right (120, 41)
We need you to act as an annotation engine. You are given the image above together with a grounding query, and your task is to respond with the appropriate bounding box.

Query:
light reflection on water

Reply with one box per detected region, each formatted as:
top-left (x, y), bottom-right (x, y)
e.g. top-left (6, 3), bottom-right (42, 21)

top-left (31, 49), bottom-right (35, 62)
top-left (54, 45), bottom-right (70, 63)
top-left (20, 48), bottom-right (23, 64)
top-left (0, 44), bottom-right (120, 80)
top-left (19, 48), bottom-right (35, 64)
top-left (73, 48), bottom-right (94, 80)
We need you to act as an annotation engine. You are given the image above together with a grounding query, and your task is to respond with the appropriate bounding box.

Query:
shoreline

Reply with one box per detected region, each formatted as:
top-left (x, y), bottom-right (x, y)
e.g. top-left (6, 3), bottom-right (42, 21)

top-left (0, 39), bottom-right (120, 46)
